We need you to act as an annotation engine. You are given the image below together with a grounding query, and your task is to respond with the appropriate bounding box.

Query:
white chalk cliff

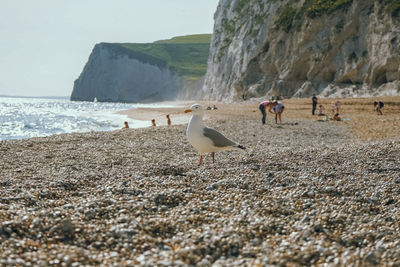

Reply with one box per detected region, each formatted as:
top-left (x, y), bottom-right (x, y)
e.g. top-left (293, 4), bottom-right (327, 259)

top-left (202, 0), bottom-right (400, 100)
top-left (71, 43), bottom-right (182, 102)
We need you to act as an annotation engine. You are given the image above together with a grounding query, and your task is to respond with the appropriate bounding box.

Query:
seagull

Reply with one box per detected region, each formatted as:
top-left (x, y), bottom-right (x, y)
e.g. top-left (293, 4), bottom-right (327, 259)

top-left (184, 104), bottom-right (245, 165)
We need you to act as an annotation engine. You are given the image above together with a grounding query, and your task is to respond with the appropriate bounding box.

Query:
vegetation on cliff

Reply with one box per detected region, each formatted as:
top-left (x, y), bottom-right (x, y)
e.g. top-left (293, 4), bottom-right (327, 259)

top-left (205, 0), bottom-right (399, 100)
top-left (303, 0), bottom-right (354, 18)
top-left (275, 0), bottom-right (400, 32)
top-left (116, 34), bottom-right (211, 79)
top-left (275, 0), bottom-right (353, 32)
top-left (383, 0), bottom-right (400, 16)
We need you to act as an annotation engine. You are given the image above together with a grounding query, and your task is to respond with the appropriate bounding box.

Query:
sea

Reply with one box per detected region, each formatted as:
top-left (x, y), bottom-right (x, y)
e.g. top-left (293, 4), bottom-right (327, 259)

top-left (0, 96), bottom-right (174, 141)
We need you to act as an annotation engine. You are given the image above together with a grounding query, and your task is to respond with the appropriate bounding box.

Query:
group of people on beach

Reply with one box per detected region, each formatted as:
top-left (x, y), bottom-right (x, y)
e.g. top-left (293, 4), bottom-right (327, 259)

top-left (259, 94), bottom-right (386, 125)
top-left (123, 104), bottom-right (221, 129)
top-left (313, 94), bottom-right (342, 121)
top-left (151, 114), bottom-right (171, 126)
top-left (124, 95), bottom-right (386, 129)
top-left (312, 94), bottom-right (385, 121)
top-left (258, 100), bottom-right (285, 124)
top-left (123, 114), bottom-right (172, 128)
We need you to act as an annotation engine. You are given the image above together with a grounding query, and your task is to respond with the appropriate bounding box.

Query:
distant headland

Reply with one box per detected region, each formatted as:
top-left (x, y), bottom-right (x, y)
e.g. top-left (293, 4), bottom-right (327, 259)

top-left (71, 34), bottom-right (211, 103)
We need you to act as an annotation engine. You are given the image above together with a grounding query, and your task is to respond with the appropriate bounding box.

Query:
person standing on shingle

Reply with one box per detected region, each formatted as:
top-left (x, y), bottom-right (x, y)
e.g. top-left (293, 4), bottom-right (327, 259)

top-left (312, 94), bottom-right (318, 115)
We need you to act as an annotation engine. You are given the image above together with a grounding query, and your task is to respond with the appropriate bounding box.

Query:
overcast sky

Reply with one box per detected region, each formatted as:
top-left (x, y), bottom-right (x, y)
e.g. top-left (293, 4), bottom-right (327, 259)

top-left (0, 0), bottom-right (219, 97)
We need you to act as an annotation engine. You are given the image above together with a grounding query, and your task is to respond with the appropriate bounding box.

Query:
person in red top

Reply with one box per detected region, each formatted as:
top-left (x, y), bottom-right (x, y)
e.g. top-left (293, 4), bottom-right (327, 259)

top-left (259, 101), bottom-right (275, 124)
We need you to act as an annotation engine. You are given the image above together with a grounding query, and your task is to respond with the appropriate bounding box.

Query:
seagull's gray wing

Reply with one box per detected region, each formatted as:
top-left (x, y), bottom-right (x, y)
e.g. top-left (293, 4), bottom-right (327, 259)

top-left (203, 127), bottom-right (236, 147)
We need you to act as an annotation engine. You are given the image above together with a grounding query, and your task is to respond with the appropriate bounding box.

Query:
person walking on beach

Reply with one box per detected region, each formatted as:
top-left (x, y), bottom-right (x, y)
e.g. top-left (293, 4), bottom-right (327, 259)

top-left (258, 101), bottom-right (274, 124)
top-left (151, 119), bottom-right (156, 126)
top-left (312, 94), bottom-right (318, 115)
top-left (123, 121), bottom-right (129, 128)
top-left (273, 101), bottom-right (285, 124)
top-left (166, 114), bottom-right (171, 126)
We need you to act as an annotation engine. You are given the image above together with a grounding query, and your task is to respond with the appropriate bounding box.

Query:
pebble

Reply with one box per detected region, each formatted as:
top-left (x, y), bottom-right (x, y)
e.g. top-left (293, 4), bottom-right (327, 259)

top-left (0, 116), bottom-right (399, 265)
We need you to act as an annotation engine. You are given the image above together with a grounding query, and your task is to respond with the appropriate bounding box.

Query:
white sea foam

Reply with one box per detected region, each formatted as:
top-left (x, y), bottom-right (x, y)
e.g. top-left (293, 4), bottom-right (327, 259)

top-left (0, 96), bottom-right (174, 140)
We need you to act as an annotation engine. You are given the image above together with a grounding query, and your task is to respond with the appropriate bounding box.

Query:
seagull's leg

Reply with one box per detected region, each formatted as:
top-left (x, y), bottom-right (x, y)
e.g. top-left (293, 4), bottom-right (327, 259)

top-left (199, 155), bottom-right (203, 165)
top-left (212, 152), bottom-right (215, 163)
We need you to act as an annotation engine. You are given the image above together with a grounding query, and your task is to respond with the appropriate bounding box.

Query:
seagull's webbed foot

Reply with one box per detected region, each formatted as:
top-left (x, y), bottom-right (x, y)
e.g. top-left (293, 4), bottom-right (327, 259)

top-left (199, 155), bottom-right (203, 166)
top-left (212, 152), bottom-right (215, 163)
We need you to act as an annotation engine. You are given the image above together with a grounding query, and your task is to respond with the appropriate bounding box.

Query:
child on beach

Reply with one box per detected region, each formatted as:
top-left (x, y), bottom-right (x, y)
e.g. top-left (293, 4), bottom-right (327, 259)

top-left (335, 100), bottom-right (341, 114)
top-left (317, 105), bottom-right (329, 121)
top-left (166, 114), bottom-right (171, 126)
top-left (317, 105), bottom-right (325, 116)
top-left (331, 101), bottom-right (336, 116)
top-left (273, 101), bottom-right (285, 124)
top-left (332, 113), bottom-right (341, 121)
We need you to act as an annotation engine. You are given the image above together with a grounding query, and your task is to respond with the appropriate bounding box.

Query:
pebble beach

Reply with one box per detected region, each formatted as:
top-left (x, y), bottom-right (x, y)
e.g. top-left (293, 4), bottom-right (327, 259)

top-left (1, 100), bottom-right (400, 266)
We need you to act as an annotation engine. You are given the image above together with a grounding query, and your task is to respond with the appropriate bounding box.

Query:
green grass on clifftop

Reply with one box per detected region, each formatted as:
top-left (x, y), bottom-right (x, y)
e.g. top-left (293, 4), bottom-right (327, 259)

top-left (154, 34), bottom-right (211, 44)
top-left (117, 34), bottom-right (211, 79)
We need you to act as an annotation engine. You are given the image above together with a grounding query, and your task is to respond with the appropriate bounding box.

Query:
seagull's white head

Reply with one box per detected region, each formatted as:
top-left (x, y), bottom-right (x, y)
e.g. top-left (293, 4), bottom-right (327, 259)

top-left (184, 104), bottom-right (204, 116)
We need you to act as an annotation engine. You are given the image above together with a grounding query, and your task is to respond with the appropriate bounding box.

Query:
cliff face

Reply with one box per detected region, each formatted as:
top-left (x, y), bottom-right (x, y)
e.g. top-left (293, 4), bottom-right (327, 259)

top-left (71, 35), bottom-right (210, 103)
top-left (202, 0), bottom-right (400, 100)
top-left (71, 43), bottom-right (182, 103)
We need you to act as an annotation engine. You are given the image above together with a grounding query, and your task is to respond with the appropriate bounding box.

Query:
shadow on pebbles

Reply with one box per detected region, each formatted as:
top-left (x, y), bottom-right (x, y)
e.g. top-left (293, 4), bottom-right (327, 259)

top-left (0, 118), bottom-right (399, 266)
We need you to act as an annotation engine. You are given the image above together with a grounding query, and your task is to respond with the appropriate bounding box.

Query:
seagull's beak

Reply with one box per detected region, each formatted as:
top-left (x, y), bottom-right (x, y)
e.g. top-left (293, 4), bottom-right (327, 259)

top-left (184, 109), bottom-right (192, 113)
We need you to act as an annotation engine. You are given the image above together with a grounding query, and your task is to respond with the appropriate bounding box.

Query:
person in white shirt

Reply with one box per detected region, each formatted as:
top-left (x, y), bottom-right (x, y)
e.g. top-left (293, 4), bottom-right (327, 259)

top-left (273, 101), bottom-right (285, 124)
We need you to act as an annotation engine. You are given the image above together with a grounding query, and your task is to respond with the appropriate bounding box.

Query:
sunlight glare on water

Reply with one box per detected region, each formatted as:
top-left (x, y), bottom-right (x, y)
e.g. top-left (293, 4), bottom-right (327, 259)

top-left (0, 97), bottom-right (172, 140)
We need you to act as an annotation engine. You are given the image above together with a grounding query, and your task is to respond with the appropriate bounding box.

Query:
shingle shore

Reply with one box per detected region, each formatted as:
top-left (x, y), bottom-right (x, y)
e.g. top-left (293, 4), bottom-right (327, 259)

top-left (1, 115), bottom-right (399, 266)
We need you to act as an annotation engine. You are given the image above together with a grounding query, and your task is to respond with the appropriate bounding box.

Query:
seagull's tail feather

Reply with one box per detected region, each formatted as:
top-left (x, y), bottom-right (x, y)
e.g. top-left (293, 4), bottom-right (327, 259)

top-left (237, 144), bottom-right (246, 150)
